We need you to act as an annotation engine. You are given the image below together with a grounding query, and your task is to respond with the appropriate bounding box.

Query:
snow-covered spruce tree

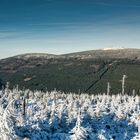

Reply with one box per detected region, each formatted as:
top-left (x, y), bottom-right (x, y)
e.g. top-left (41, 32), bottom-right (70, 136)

top-left (136, 114), bottom-right (140, 134)
top-left (98, 130), bottom-right (107, 140)
top-left (70, 109), bottom-right (88, 140)
top-left (2, 99), bottom-right (22, 139)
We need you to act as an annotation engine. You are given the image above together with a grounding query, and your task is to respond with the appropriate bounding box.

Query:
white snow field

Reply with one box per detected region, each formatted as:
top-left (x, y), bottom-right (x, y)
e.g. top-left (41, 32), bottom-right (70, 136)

top-left (0, 88), bottom-right (140, 140)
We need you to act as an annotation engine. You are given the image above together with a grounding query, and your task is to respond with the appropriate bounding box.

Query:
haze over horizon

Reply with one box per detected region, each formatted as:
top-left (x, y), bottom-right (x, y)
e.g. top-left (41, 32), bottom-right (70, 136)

top-left (0, 0), bottom-right (140, 58)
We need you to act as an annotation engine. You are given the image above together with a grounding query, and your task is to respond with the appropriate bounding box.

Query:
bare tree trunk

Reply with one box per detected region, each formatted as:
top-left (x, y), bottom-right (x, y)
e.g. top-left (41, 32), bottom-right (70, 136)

top-left (23, 97), bottom-right (26, 116)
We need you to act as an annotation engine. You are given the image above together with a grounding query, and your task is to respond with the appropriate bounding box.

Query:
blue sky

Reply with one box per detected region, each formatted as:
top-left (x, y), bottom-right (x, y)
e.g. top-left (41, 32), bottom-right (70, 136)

top-left (0, 0), bottom-right (140, 58)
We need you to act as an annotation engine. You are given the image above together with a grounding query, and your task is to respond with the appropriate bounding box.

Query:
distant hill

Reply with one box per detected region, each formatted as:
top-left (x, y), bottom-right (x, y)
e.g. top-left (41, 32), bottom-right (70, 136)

top-left (63, 48), bottom-right (140, 59)
top-left (0, 48), bottom-right (140, 94)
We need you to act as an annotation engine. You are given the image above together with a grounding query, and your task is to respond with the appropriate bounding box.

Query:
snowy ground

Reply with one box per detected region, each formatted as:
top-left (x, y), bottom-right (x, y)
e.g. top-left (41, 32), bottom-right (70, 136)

top-left (0, 88), bottom-right (140, 140)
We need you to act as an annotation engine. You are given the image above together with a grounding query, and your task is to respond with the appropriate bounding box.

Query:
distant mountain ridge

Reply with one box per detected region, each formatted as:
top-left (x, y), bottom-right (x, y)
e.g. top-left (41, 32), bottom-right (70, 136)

top-left (1, 48), bottom-right (140, 60)
top-left (0, 48), bottom-right (140, 94)
top-left (62, 48), bottom-right (140, 60)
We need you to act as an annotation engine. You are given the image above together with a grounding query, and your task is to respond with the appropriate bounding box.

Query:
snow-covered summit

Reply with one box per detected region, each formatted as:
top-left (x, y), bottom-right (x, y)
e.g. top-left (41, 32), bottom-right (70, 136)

top-left (103, 47), bottom-right (125, 51)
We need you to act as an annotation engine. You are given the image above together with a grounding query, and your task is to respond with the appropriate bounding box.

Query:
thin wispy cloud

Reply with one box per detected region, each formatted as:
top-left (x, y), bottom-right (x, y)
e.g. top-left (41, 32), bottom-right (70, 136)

top-left (93, 0), bottom-right (140, 8)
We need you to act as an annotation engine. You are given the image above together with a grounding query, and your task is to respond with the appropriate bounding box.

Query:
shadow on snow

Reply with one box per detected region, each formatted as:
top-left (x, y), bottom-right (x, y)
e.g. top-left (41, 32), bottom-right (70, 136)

top-left (14, 113), bottom-right (137, 140)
